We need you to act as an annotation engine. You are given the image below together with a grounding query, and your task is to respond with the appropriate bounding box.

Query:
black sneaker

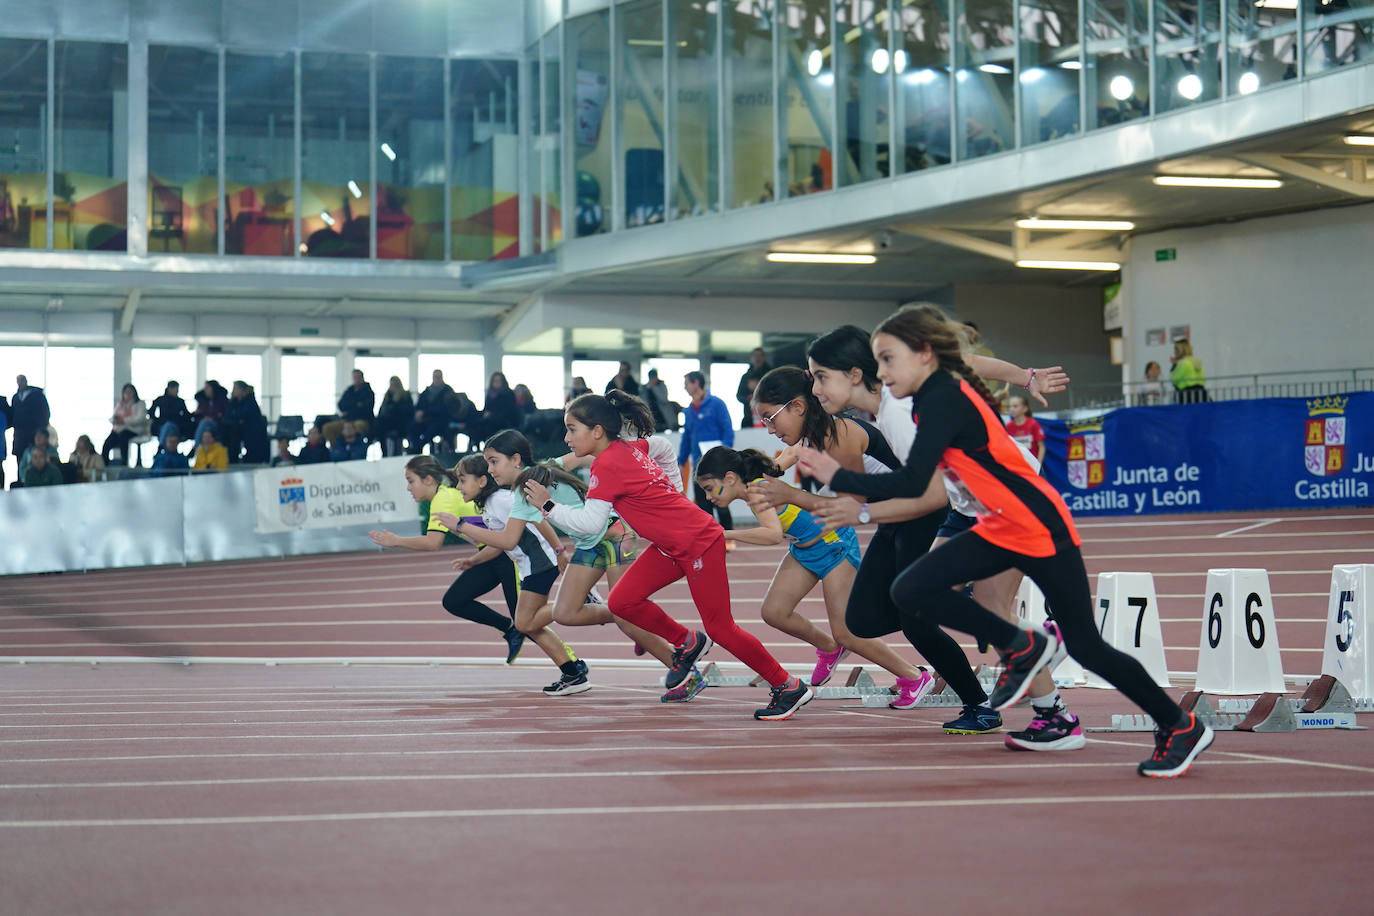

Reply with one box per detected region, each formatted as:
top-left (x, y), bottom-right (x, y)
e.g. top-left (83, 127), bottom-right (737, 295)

top-left (753, 677), bottom-right (814, 721)
top-left (503, 627), bottom-right (525, 665)
top-left (665, 631), bottom-right (712, 689)
top-left (1138, 712), bottom-right (1215, 778)
top-left (542, 671), bottom-right (592, 697)
top-left (987, 628), bottom-right (1059, 711)
top-left (943, 704), bottom-right (1003, 735)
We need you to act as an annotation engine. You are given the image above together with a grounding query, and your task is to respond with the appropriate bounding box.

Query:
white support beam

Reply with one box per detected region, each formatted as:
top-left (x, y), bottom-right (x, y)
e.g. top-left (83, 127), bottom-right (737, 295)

top-left (119, 287), bottom-right (141, 334)
top-left (897, 225), bottom-right (1016, 263)
top-left (1236, 153), bottom-right (1374, 199)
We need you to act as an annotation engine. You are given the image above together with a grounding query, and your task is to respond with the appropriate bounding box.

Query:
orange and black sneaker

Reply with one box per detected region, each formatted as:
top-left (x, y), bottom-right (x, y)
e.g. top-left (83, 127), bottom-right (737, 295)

top-left (988, 627), bottom-right (1059, 711)
top-left (1138, 712), bottom-right (1214, 778)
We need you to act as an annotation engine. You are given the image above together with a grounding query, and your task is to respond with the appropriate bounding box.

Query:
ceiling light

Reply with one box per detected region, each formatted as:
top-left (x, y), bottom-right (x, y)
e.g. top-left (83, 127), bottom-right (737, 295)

top-left (807, 49), bottom-right (824, 77)
top-left (1016, 259), bottom-right (1121, 271)
top-left (871, 48), bottom-right (890, 74)
top-left (1109, 75), bottom-right (1134, 100)
top-left (767, 252), bottom-right (878, 265)
top-left (1237, 71), bottom-right (1260, 95)
top-left (1017, 218), bottom-right (1136, 231)
top-left (908, 68), bottom-right (939, 85)
top-left (978, 63), bottom-right (1012, 75)
top-left (1255, 0), bottom-right (1297, 8)
top-left (1343, 134), bottom-right (1374, 146)
top-left (1020, 67), bottom-right (1045, 84)
top-left (379, 142), bottom-right (396, 161)
top-left (893, 49), bottom-right (908, 73)
top-left (1153, 175), bottom-right (1283, 188)
top-left (347, 180), bottom-right (362, 199)
top-left (1060, 60), bottom-right (1083, 70)
top-left (1177, 74), bottom-right (1204, 100)
top-left (320, 211), bottom-right (336, 227)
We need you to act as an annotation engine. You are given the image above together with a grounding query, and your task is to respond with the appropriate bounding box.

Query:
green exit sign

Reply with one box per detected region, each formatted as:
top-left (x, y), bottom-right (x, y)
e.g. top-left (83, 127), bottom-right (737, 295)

top-left (299, 327), bottom-right (320, 336)
top-left (1155, 248), bottom-right (1177, 262)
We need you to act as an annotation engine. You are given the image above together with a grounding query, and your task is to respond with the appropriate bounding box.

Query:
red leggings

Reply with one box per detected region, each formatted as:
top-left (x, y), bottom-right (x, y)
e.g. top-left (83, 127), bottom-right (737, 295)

top-left (607, 535), bottom-right (790, 687)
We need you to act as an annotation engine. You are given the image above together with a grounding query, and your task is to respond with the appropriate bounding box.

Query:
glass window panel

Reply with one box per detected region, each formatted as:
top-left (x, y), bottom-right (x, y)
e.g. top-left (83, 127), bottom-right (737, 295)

top-left (45, 346), bottom-right (114, 452)
top-left (1305, 0), bottom-right (1374, 76)
top-left (417, 352), bottom-right (485, 402)
top-left (954, 0), bottom-right (1015, 160)
top-left (131, 348), bottom-right (197, 418)
top-left (1154, 0), bottom-right (1221, 113)
top-left (301, 53), bottom-right (370, 258)
top-left (896, 0), bottom-right (954, 172)
top-left (1019, 0), bottom-right (1081, 145)
top-left (376, 57), bottom-right (444, 261)
top-left (782, 0), bottom-right (834, 197)
top-left (620, 1), bottom-right (666, 227)
top-left (570, 359), bottom-right (621, 395)
top-left (225, 52), bottom-right (295, 257)
top-left (835, 0), bottom-right (893, 185)
top-left (147, 45), bottom-right (218, 255)
top-left (55, 41), bottom-right (128, 252)
top-left (352, 356), bottom-right (411, 398)
top-left (0, 39), bottom-right (48, 250)
top-left (279, 354), bottom-right (336, 421)
top-left (542, 27), bottom-right (564, 248)
top-left (503, 354), bottom-right (565, 412)
top-left (1084, 0), bottom-right (1150, 129)
top-left (709, 361), bottom-right (749, 428)
top-left (526, 48), bottom-right (544, 253)
top-left (451, 59), bottom-right (520, 260)
top-left (569, 11), bottom-right (613, 237)
top-left (724, 1), bottom-right (775, 207)
top-left (672, 1), bottom-right (720, 218)
top-left (1227, 2), bottom-right (1297, 94)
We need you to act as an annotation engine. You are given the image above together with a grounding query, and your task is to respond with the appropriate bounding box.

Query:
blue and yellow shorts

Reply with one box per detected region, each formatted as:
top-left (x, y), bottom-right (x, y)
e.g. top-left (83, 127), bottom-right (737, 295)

top-left (570, 531), bottom-right (637, 570)
top-left (788, 525), bottom-right (861, 580)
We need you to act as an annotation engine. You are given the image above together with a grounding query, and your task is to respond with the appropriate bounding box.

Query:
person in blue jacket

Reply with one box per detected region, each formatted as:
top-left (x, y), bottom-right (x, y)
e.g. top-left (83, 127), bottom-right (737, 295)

top-left (677, 370), bottom-right (735, 530)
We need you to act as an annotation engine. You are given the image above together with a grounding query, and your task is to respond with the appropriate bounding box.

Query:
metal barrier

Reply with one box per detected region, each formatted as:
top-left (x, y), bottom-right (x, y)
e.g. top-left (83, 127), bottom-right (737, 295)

top-left (1053, 368), bottom-right (1374, 414)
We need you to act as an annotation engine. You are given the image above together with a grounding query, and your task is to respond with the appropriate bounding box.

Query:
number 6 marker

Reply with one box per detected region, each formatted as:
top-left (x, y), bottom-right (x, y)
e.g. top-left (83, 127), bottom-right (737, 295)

top-left (1197, 568), bottom-right (1285, 695)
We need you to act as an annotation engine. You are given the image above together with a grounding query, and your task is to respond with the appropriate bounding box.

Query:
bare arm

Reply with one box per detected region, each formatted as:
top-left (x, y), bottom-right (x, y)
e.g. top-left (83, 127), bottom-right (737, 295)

top-left (811, 474), bottom-right (949, 531)
top-left (369, 529), bottom-right (446, 552)
top-left (453, 544), bottom-right (503, 571)
top-left (725, 497), bottom-right (784, 546)
top-left (967, 354), bottom-right (1069, 408)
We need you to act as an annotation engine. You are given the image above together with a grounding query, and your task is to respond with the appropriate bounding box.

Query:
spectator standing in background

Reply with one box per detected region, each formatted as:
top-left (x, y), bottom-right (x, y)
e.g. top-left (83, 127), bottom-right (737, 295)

top-left (323, 369), bottom-right (375, 446)
top-left (150, 431), bottom-right (190, 477)
top-left (149, 381), bottom-right (193, 447)
top-left (567, 376), bottom-right (592, 403)
top-left (372, 376), bottom-right (413, 457)
top-left (22, 446), bottom-right (63, 488)
top-left (69, 434), bottom-right (105, 482)
top-left (330, 421), bottom-right (368, 462)
top-left (296, 427), bottom-right (331, 465)
top-left (1004, 394), bottom-right (1047, 465)
top-left (1170, 339), bottom-right (1208, 404)
top-left (192, 428), bottom-right (229, 472)
top-left (643, 368), bottom-right (680, 431)
top-left (678, 370), bottom-right (735, 530)
top-left (11, 374), bottom-right (50, 458)
top-left (0, 394), bottom-right (8, 489)
top-left (1139, 361), bottom-right (1164, 406)
top-left (18, 428), bottom-right (58, 482)
top-left (513, 384), bottom-right (538, 418)
top-left (192, 380), bottom-right (228, 448)
top-left (408, 370), bottom-right (456, 454)
top-left (224, 381), bottom-right (269, 464)
top-left (605, 362), bottom-right (640, 397)
top-left (271, 437), bottom-right (296, 468)
top-left (102, 383), bottom-right (148, 466)
top-left (735, 348), bottom-right (771, 429)
top-left (476, 371), bottom-right (520, 445)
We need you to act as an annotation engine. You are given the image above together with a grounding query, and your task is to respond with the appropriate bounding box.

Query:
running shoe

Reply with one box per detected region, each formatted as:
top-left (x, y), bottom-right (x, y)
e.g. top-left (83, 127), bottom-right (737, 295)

top-left (1138, 712), bottom-right (1214, 778)
top-left (1043, 620), bottom-right (1070, 671)
top-left (542, 671), bottom-right (592, 696)
top-left (888, 670), bottom-right (936, 710)
top-left (585, 588), bottom-right (606, 606)
top-left (753, 676), bottom-right (814, 721)
top-left (502, 626), bottom-right (525, 665)
top-left (942, 704), bottom-right (1003, 735)
top-left (573, 659), bottom-right (589, 677)
top-left (660, 666), bottom-right (705, 703)
top-left (810, 645), bottom-right (851, 687)
top-left (632, 642), bottom-right (647, 657)
top-left (665, 631), bottom-right (712, 690)
top-left (1004, 702), bottom-right (1086, 751)
top-left (987, 628), bottom-right (1059, 711)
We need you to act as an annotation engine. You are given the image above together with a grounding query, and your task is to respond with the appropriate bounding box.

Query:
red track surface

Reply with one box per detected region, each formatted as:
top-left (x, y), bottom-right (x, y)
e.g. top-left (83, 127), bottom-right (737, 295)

top-left (2, 508), bottom-right (1372, 913)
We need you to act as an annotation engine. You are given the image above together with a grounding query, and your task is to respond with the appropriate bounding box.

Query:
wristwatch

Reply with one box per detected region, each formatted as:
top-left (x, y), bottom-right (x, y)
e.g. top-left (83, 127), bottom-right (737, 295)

top-left (857, 503), bottom-right (871, 524)
top-left (542, 499), bottom-right (557, 514)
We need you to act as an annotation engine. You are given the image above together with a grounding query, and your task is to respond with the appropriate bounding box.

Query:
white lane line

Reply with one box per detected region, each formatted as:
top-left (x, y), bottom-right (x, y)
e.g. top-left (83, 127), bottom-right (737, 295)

top-left (1084, 735), bottom-right (1374, 775)
top-left (1215, 519), bottom-right (1279, 538)
top-left (0, 759), bottom-right (1273, 792)
top-left (1082, 548), bottom-right (1366, 559)
top-left (1075, 513), bottom-right (1373, 529)
top-left (5, 789), bottom-right (1371, 828)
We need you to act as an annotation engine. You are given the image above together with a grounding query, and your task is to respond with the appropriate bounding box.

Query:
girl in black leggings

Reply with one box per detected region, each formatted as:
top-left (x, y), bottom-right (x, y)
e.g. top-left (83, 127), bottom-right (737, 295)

top-left (798, 305), bottom-right (1214, 778)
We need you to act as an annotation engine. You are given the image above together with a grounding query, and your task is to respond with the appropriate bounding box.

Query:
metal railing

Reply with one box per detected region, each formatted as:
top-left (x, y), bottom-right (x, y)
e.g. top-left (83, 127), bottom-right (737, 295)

top-left (1045, 367), bottom-right (1374, 415)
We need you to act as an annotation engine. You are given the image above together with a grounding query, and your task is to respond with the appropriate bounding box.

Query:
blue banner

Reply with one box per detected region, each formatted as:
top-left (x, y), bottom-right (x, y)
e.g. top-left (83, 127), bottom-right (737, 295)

top-left (1040, 393), bottom-right (1374, 516)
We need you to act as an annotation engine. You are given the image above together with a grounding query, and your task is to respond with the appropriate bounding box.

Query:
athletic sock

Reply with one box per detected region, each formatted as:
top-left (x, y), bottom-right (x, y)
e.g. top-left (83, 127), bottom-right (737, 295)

top-left (559, 660), bottom-right (580, 677)
top-left (1030, 688), bottom-right (1061, 712)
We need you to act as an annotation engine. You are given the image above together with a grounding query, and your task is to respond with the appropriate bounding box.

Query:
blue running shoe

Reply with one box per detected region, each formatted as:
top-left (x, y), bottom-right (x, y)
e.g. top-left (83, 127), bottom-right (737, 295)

top-left (503, 627), bottom-right (525, 665)
top-left (943, 704), bottom-right (1003, 735)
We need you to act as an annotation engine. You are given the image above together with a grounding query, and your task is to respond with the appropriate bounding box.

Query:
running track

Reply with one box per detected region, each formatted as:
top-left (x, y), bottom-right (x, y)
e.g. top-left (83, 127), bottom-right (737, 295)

top-left (2, 508), bottom-right (1371, 913)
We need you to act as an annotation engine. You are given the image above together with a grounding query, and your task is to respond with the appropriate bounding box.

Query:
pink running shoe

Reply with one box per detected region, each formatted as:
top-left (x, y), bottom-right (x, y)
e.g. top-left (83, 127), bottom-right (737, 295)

top-left (888, 670), bottom-right (936, 709)
top-left (810, 645), bottom-right (851, 686)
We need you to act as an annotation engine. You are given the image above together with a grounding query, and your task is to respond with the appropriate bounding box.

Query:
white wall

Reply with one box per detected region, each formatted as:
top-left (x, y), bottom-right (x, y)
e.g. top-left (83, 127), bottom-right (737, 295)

top-left (1124, 203), bottom-right (1374, 384)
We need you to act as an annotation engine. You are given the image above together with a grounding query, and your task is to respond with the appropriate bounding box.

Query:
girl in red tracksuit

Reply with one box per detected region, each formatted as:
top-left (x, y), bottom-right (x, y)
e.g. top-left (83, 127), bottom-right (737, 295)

top-left (519, 389), bottom-right (813, 721)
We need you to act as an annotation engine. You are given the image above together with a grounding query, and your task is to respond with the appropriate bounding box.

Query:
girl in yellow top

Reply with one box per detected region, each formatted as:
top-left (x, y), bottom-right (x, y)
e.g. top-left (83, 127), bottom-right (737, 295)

top-left (192, 428), bottom-right (228, 471)
top-left (369, 455), bottom-right (526, 663)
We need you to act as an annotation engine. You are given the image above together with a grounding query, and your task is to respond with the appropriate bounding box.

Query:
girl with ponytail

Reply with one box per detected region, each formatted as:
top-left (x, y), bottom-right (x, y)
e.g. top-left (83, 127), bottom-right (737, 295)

top-left (522, 391), bottom-right (815, 720)
top-left (369, 454), bottom-right (525, 665)
top-left (798, 305), bottom-right (1214, 777)
top-left (694, 447), bottom-right (933, 695)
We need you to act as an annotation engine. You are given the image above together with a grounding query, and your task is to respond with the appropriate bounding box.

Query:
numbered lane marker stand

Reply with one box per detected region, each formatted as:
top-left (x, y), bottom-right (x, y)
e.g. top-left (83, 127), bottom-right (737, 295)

top-left (1197, 568), bottom-right (1285, 695)
top-left (1322, 564), bottom-right (1374, 704)
top-left (1015, 578), bottom-right (1087, 686)
top-left (1102, 676), bottom-right (1368, 732)
top-left (1083, 572), bottom-right (1169, 689)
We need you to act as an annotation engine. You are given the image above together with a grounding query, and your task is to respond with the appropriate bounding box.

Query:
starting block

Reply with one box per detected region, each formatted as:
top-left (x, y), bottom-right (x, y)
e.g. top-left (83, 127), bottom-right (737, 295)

top-left (699, 662), bottom-right (767, 688)
top-left (816, 666), bottom-right (891, 699)
top-left (1103, 675), bottom-right (1367, 732)
top-left (844, 668), bottom-right (998, 708)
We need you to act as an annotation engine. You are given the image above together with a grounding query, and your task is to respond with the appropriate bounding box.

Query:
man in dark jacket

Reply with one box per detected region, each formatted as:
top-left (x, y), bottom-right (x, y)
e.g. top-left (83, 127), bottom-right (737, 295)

top-left (149, 381), bottom-right (194, 446)
top-left (11, 374), bottom-right (50, 457)
top-left (408, 370), bottom-right (456, 454)
top-left (322, 369), bottom-right (375, 446)
top-left (735, 348), bottom-right (770, 429)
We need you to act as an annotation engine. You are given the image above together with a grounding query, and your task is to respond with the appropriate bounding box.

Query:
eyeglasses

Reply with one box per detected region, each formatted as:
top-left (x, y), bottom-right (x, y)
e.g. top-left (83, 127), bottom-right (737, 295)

top-left (761, 401), bottom-right (791, 429)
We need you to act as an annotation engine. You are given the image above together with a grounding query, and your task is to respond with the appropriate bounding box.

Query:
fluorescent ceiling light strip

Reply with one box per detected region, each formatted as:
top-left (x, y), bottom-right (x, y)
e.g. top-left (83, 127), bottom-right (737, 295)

top-left (1343, 135), bottom-right (1374, 146)
top-left (767, 252), bottom-right (877, 264)
top-left (1017, 218), bottom-right (1135, 231)
top-left (1153, 175), bottom-right (1282, 188)
top-left (1015, 259), bottom-right (1121, 271)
